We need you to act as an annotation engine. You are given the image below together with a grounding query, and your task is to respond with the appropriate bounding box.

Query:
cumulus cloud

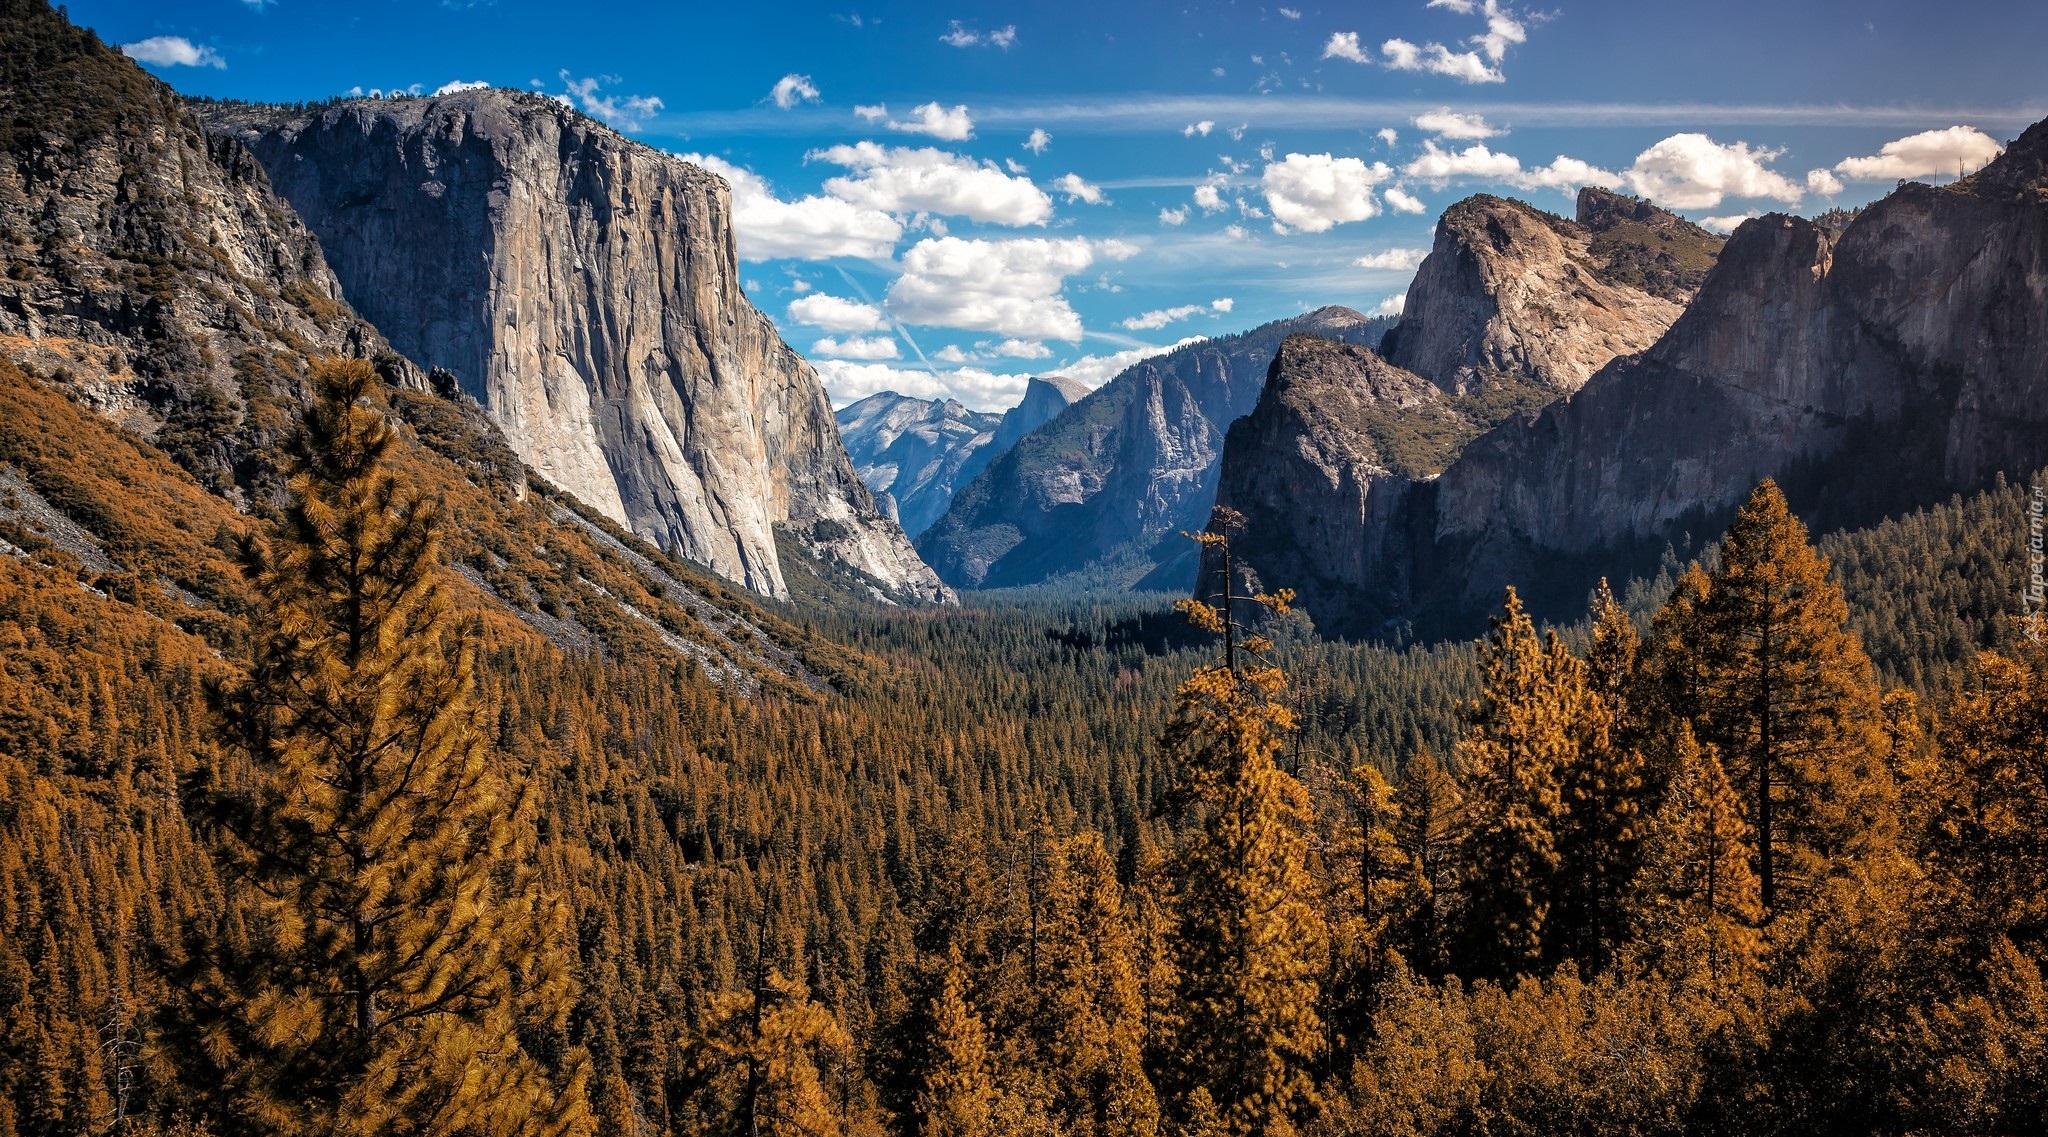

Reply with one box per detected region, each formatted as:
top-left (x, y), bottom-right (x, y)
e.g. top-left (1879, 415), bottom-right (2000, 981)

top-left (1159, 205), bottom-right (1190, 226)
top-left (1370, 292), bottom-right (1407, 317)
top-left (1381, 38), bottom-right (1501, 83)
top-left (994, 339), bottom-right (1051, 359)
top-left (1384, 186), bottom-right (1427, 213)
top-left (789, 293), bottom-right (890, 333)
top-left (854, 103), bottom-right (888, 122)
top-left (811, 335), bottom-right (900, 359)
top-left (560, 72), bottom-right (664, 131)
top-left (1623, 134), bottom-right (1802, 210)
top-left (1024, 128), bottom-right (1051, 154)
top-left (434, 79), bottom-right (490, 95)
top-left (1052, 173), bottom-right (1106, 204)
top-left (886, 237), bottom-right (1130, 341)
top-left (814, 361), bottom-right (1045, 413)
top-left (1279, 7), bottom-right (1302, 17)
top-left (1413, 110), bottom-right (1499, 139)
top-left (1402, 140), bottom-right (1620, 195)
top-left (1472, 0), bottom-right (1528, 62)
top-left (1261, 152), bottom-right (1395, 233)
top-left (1183, 120), bottom-right (1216, 137)
top-left (1833, 126), bottom-right (2004, 181)
top-left (940, 20), bottom-right (1017, 49)
top-left (1193, 184), bottom-right (1227, 212)
top-left (887, 102), bottom-right (975, 141)
top-left (1806, 169), bottom-right (1844, 196)
top-left (682, 154), bottom-right (903, 260)
top-left (120, 36), bottom-right (224, 68)
top-left (1322, 31), bottom-right (1372, 64)
top-left (769, 73), bottom-right (820, 109)
top-left (1698, 213), bottom-right (1761, 234)
top-left (1120, 297), bottom-right (1234, 331)
top-left (812, 142), bottom-right (1052, 226)
top-left (1355, 248), bottom-right (1429, 271)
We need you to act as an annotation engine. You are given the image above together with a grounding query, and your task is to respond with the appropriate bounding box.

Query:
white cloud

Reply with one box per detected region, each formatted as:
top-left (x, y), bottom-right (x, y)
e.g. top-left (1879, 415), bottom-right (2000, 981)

top-left (1384, 186), bottom-right (1427, 213)
top-left (769, 73), bottom-right (820, 110)
top-left (994, 338), bottom-right (1051, 359)
top-left (120, 36), bottom-right (224, 68)
top-left (815, 361), bottom-right (1039, 413)
top-left (854, 103), bottom-right (888, 122)
top-left (1806, 169), bottom-right (1844, 196)
top-left (1413, 110), bottom-right (1499, 139)
top-left (1160, 205), bottom-right (1190, 226)
top-left (1024, 128), bottom-right (1052, 154)
top-left (1193, 184), bottom-right (1227, 212)
top-left (1052, 173), bottom-right (1106, 204)
top-left (1355, 248), bottom-right (1429, 271)
top-left (1473, 0), bottom-right (1528, 62)
top-left (887, 102), bottom-right (975, 141)
top-left (1427, 0), bottom-right (1476, 12)
top-left (1403, 140), bottom-right (1620, 195)
top-left (1183, 120), bottom-right (1216, 137)
top-left (434, 79), bottom-right (490, 95)
top-left (1833, 126), bottom-right (2004, 180)
top-left (682, 154), bottom-right (903, 260)
top-left (560, 72), bottom-right (664, 131)
top-left (1698, 213), bottom-right (1761, 234)
top-left (813, 142), bottom-right (1052, 225)
top-left (933, 345), bottom-right (975, 363)
top-left (1623, 134), bottom-right (1803, 210)
top-left (1377, 127), bottom-right (1400, 145)
top-left (788, 293), bottom-right (890, 333)
top-left (886, 236), bottom-right (1126, 341)
top-left (1224, 223), bottom-right (1251, 240)
top-left (939, 20), bottom-right (1017, 49)
top-left (1322, 32), bottom-right (1373, 64)
top-left (1381, 38), bottom-right (1501, 83)
top-left (1261, 152), bottom-right (1394, 233)
top-left (1279, 6), bottom-right (1302, 17)
top-left (811, 335), bottom-right (900, 359)
top-left (1120, 297), bottom-right (1234, 331)
top-left (1371, 292), bottom-right (1407, 317)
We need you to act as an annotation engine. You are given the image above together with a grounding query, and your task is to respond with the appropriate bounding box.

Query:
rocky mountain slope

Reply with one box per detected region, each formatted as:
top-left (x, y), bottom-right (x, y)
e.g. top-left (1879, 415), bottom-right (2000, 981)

top-left (835, 374), bottom-right (1084, 537)
top-left (920, 307), bottom-right (1391, 591)
top-left (1212, 191), bottom-right (1720, 633)
top-left (1409, 121), bottom-right (2048, 626)
top-left (199, 90), bottom-right (947, 604)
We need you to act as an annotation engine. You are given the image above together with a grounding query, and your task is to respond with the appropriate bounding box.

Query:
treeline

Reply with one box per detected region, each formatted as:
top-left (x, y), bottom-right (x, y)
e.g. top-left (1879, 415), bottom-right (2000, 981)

top-left (2, 362), bottom-right (2045, 1137)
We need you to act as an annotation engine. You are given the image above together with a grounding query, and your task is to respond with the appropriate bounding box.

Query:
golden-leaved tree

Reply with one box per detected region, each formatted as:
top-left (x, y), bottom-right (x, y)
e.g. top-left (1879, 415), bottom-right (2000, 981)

top-left (173, 359), bottom-right (591, 1137)
top-left (1162, 509), bottom-right (1327, 1137)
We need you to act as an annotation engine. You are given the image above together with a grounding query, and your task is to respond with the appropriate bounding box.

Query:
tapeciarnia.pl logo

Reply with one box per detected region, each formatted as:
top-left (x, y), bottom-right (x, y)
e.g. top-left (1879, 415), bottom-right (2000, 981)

top-left (2026, 483), bottom-right (2046, 644)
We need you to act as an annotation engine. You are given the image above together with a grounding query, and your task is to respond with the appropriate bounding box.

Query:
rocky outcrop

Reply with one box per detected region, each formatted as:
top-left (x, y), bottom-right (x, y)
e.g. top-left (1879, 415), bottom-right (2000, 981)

top-left (836, 393), bottom-right (1000, 537)
top-left (0, 3), bottom-right (416, 484)
top-left (920, 307), bottom-right (1391, 590)
top-left (1410, 125), bottom-right (2048, 624)
top-left (201, 89), bottom-right (947, 603)
top-left (1379, 189), bottom-right (1721, 395)
top-left (835, 375), bottom-right (1086, 538)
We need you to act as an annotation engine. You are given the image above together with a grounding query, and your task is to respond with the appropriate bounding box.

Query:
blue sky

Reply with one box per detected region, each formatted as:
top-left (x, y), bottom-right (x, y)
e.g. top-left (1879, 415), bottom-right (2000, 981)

top-left (89, 0), bottom-right (2048, 411)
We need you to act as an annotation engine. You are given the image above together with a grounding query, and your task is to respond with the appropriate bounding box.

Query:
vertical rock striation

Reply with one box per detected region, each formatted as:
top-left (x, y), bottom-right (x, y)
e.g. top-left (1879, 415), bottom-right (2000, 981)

top-left (201, 89), bottom-right (948, 603)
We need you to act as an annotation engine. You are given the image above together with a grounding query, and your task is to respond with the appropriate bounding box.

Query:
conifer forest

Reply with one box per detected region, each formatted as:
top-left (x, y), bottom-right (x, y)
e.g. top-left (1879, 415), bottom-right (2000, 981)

top-left (2, 1), bottom-right (2047, 1135)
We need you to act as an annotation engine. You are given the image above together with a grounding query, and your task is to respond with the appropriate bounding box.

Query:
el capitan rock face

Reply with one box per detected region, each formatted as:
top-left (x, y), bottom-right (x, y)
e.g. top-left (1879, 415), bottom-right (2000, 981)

top-left (919, 307), bottom-right (1392, 591)
top-left (201, 89), bottom-right (948, 603)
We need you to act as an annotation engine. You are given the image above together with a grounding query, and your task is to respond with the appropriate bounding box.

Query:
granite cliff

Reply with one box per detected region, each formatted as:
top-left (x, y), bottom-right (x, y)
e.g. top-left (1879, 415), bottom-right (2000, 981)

top-left (1212, 191), bottom-right (1719, 633)
top-left (920, 307), bottom-right (1391, 591)
top-left (836, 375), bottom-right (1084, 538)
top-left (201, 89), bottom-right (947, 603)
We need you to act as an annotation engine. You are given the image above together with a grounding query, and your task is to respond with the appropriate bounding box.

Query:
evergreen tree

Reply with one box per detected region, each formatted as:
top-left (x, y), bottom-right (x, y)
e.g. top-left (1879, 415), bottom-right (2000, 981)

top-left (1680, 480), bottom-right (1889, 918)
top-left (688, 967), bottom-right (854, 1137)
top-left (1163, 511), bottom-right (1327, 1136)
top-left (1324, 761), bottom-right (1406, 1064)
top-left (1389, 749), bottom-right (1464, 978)
top-left (1550, 581), bottom-right (1649, 972)
top-left (176, 359), bottom-right (591, 1137)
top-left (1455, 588), bottom-right (1578, 980)
top-left (1636, 725), bottom-right (1764, 984)
top-left (915, 949), bottom-right (998, 1137)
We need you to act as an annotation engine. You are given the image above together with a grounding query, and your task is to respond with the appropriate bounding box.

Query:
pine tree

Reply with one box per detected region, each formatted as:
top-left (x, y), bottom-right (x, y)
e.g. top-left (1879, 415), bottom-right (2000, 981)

top-left (1636, 725), bottom-right (1763, 984)
top-left (915, 948), bottom-right (998, 1137)
top-left (1551, 580), bottom-right (1649, 972)
top-left (176, 359), bottom-right (591, 1137)
top-left (1324, 760), bottom-right (1406, 1064)
top-left (690, 966), bottom-right (853, 1137)
top-left (1389, 748), bottom-right (1464, 978)
top-left (1163, 510), bottom-right (1327, 1136)
top-left (1681, 480), bottom-right (1889, 918)
top-left (1455, 587), bottom-right (1578, 980)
